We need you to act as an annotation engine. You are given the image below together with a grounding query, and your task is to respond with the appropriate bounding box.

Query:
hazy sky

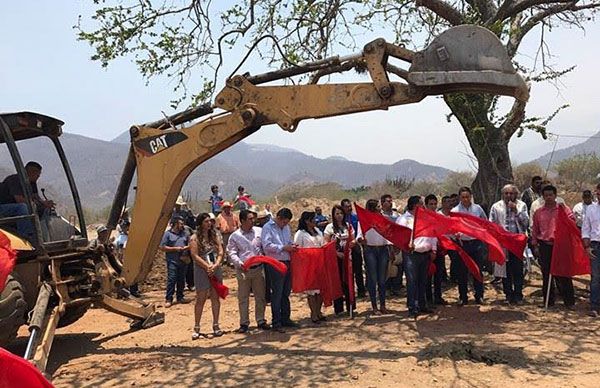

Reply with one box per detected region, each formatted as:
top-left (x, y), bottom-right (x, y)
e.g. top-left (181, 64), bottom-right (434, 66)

top-left (1, 2), bottom-right (599, 171)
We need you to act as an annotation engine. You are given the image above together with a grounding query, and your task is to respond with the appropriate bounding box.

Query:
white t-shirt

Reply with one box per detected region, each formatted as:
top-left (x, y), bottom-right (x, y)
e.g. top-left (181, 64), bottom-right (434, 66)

top-left (294, 229), bottom-right (324, 248)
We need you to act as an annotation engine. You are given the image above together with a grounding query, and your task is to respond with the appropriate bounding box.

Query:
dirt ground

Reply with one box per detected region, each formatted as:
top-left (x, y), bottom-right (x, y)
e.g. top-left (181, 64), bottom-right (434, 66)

top-left (6, 267), bottom-right (600, 387)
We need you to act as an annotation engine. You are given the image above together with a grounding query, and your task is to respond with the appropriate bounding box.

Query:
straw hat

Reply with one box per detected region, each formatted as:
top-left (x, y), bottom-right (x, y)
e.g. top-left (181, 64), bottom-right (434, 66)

top-left (175, 196), bottom-right (187, 206)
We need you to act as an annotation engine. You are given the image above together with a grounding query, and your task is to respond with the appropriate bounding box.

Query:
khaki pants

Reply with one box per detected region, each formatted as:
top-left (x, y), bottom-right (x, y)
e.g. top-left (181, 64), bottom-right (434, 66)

top-left (236, 266), bottom-right (267, 326)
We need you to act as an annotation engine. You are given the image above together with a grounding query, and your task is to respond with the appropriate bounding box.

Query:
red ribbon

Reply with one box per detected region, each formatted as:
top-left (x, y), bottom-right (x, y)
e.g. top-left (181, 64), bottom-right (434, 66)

top-left (209, 276), bottom-right (229, 299)
top-left (242, 255), bottom-right (288, 274)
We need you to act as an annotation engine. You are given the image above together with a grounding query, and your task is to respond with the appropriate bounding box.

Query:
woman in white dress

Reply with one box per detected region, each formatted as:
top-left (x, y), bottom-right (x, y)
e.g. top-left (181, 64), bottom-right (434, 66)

top-left (294, 211), bottom-right (325, 323)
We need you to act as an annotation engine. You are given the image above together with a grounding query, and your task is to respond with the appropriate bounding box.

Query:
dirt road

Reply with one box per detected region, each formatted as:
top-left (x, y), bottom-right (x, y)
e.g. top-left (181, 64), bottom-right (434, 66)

top-left (6, 273), bottom-right (600, 387)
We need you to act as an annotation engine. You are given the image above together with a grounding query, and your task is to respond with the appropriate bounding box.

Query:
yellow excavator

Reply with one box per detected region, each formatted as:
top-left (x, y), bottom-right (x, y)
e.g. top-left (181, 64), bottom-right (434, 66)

top-left (0, 25), bottom-right (528, 371)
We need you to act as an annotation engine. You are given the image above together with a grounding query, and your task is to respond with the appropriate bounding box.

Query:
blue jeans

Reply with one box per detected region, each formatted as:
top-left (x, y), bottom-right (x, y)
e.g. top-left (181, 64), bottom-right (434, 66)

top-left (405, 251), bottom-right (430, 313)
top-left (590, 242), bottom-right (600, 310)
top-left (166, 258), bottom-right (187, 302)
top-left (457, 240), bottom-right (485, 302)
top-left (502, 252), bottom-right (524, 302)
top-left (267, 261), bottom-right (291, 327)
top-left (364, 246), bottom-right (389, 309)
top-left (0, 203), bottom-right (34, 238)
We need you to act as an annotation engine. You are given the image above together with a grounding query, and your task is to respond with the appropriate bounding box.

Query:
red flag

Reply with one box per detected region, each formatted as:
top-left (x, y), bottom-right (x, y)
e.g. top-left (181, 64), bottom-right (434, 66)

top-left (209, 276), bottom-right (229, 299)
top-left (415, 207), bottom-right (506, 265)
top-left (0, 348), bottom-right (54, 388)
top-left (344, 226), bottom-right (355, 305)
top-left (242, 256), bottom-right (288, 275)
top-left (439, 235), bottom-right (483, 282)
top-left (354, 203), bottom-right (411, 250)
top-left (551, 205), bottom-right (591, 277)
top-left (0, 231), bottom-right (17, 293)
top-left (238, 195), bottom-right (256, 206)
top-left (450, 211), bottom-right (527, 259)
top-left (291, 241), bottom-right (343, 306)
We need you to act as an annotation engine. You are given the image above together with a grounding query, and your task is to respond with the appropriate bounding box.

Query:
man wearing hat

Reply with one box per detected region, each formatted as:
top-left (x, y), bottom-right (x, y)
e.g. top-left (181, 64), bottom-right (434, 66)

top-left (173, 195), bottom-right (196, 291)
top-left (215, 201), bottom-right (239, 257)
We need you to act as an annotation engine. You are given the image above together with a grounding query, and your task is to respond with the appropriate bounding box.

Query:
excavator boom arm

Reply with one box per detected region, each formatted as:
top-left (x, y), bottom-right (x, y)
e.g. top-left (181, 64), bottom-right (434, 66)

top-left (118, 25), bottom-right (529, 285)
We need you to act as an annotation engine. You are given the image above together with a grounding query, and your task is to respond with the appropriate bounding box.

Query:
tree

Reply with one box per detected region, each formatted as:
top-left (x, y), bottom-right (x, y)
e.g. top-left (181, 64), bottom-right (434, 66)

top-left (513, 161), bottom-right (544, 191)
top-left (556, 153), bottom-right (600, 190)
top-left (77, 0), bottom-right (599, 208)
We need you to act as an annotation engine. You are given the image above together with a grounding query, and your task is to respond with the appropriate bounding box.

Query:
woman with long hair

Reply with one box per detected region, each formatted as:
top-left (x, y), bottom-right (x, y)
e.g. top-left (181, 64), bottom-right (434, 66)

top-left (190, 212), bottom-right (224, 339)
top-left (359, 199), bottom-right (390, 315)
top-left (324, 204), bottom-right (356, 316)
top-left (294, 211), bottom-right (325, 323)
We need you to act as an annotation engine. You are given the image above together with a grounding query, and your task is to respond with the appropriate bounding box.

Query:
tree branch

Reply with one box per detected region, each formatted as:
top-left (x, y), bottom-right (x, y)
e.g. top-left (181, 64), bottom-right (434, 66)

top-left (415, 0), bottom-right (464, 25)
top-left (500, 98), bottom-right (528, 140)
top-left (491, 0), bottom-right (575, 23)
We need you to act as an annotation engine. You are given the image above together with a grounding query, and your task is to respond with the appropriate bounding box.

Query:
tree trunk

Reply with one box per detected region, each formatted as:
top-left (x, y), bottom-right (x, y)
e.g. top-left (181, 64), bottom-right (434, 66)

top-left (444, 93), bottom-right (514, 212)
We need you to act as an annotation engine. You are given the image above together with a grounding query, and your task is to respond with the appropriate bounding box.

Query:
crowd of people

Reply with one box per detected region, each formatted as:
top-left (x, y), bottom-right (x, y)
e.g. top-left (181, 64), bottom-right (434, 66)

top-left (120, 178), bottom-right (600, 338)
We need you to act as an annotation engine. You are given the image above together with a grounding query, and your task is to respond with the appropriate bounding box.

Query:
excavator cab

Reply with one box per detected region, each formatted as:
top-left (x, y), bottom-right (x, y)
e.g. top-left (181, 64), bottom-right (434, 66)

top-left (0, 112), bottom-right (88, 255)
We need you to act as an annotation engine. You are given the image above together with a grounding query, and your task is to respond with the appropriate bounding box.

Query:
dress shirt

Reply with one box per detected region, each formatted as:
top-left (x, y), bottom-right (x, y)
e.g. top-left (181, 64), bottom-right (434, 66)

top-left (294, 229), bottom-right (324, 248)
top-left (396, 211), bottom-right (437, 252)
top-left (261, 219), bottom-right (293, 261)
top-left (382, 210), bottom-right (400, 222)
top-left (530, 196), bottom-right (565, 218)
top-left (451, 202), bottom-right (487, 240)
top-left (582, 203), bottom-right (600, 242)
top-left (573, 201), bottom-right (594, 228)
top-left (531, 204), bottom-right (573, 245)
top-left (227, 226), bottom-right (262, 269)
top-left (489, 199), bottom-right (529, 234)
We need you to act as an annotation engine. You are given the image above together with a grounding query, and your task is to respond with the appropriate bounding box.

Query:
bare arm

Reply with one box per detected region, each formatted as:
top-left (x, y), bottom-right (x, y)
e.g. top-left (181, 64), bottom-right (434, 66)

top-left (189, 235), bottom-right (210, 271)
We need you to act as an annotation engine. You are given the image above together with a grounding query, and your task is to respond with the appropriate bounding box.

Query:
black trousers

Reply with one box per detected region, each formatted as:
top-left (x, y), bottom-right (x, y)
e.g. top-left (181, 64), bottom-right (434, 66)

top-left (351, 245), bottom-right (366, 296)
top-left (334, 257), bottom-right (356, 314)
top-left (538, 241), bottom-right (575, 306)
top-left (426, 256), bottom-right (446, 303)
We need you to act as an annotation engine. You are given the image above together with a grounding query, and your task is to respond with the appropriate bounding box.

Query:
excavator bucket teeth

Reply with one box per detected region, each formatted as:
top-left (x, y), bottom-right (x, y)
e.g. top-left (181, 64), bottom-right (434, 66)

top-left (408, 25), bottom-right (529, 101)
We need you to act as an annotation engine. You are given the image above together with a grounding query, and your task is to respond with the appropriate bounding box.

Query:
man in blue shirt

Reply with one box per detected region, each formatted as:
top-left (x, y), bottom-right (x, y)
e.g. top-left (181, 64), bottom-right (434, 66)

top-left (314, 206), bottom-right (328, 232)
top-left (261, 207), bottom-right (297, 332)
top-left (160, 216), bottom-right (191, 307)
top-left (341, 199), bottom-right (366, 298)
top-left (451, 186), bottom-right (488, 305)
top-left (208, 185), bottom-right (223, 215)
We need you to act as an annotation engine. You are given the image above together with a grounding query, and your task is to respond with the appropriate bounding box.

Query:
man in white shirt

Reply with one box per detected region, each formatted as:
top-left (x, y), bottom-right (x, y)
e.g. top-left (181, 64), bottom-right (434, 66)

top-left (227, 209), bottom-right (271, 333)
top-left (451, 186), bottom-right (487, 305)
top-left (489, 184), bottom-right (529, 305)
top-left (582, 183), bottom-right (600, 317)
top-left (573, 190), bottom-right (594, 229)
top-left (397, 196), bottom-right (437, 318)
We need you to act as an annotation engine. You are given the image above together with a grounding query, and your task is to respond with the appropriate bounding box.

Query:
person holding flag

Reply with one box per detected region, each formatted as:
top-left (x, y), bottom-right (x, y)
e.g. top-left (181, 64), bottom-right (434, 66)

top-left (451, 187), bottom-right (488, 306)
top-left (325, 205), bottom-right (356, 316)
top-left (227, 209), bottom-right (271, 333)
top-left (356, 199), bottom-right (393, 315)
top-left (582, 183), bottom-right (600, 316)
top-left (531, 185), bottom-right (576, 308)
top-left (489, 184), bottom-right (529, 305)
top-left (397, 196), bottom-right (437, 318)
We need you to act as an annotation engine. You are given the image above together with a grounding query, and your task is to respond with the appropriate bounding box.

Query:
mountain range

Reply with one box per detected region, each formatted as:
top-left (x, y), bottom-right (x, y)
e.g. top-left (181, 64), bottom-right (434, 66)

top-left (0, 131), bottom-right (451, 211)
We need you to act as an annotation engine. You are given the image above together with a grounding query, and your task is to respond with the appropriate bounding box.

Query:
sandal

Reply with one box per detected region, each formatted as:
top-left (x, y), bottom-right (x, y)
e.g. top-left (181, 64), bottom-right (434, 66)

top-left (192, 326), bottom-right (201, 340)
top-left (213, 324), bottom-right (223, 337)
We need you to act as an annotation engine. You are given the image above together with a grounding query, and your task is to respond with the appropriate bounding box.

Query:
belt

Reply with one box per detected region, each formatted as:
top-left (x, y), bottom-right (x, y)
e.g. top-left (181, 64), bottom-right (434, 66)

top-left (248, 264), bottom-right (263, 269)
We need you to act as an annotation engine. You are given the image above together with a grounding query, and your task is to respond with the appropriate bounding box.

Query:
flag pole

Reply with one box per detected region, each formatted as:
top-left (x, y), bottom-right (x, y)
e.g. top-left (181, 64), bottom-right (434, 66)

top-left (544, 273), bottom-right (552, 310)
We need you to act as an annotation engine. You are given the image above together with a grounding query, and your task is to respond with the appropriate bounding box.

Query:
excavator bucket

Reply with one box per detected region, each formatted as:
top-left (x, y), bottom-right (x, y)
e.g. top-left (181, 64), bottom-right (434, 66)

top-left (408, 25), bottom-right (529, 101)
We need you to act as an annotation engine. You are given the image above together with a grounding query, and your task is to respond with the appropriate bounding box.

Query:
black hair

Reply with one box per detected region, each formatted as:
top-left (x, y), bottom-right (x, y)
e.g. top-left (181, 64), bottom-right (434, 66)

top-left (424, 194), bottom-right (437, 205)
top-left (298, 211), bottom-right (316, 235)
top-left (195, 212), bottom-right (218, 246)
top-left (541, 185), bottom-right (557, 195)
top-left (238, 185), bottom-right (245, 192)
top-left (441, 195), bottom-right (450, 202)
top-left (380, 194), bottom-right (392, 203)
top-left (276, 207), bottom-right (293, 220)
top-left (458, 186), bottom-right (472, 195)
top-left (25, 161), bottom-right (42, 171)
top-left (341, 198), bottom-right (351, 206)
top-left (170, 215), bottom-right (184, 225)
top-left (366, 199), bottom-right (379, 212)
top-left (450, 193), bottom-right (458, 198)
top-left (239, 209), bottom-right (255, 222)
top-left (407, 195), bottom-right (421, 211)
top-left (331, 204), bottom-right (346, 233)
top-left (531, 176), bottom-right (543, 184)
top-left (583, 190), bottom-right (592, 196)
top-left (211, 184), bottom-right (218, 191)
